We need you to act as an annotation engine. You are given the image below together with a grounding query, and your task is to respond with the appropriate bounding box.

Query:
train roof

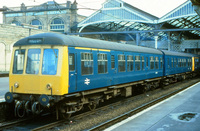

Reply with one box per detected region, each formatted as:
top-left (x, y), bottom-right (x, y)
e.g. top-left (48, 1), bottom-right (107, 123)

top-left (14, 33), bottom-right (162, 55)
top-left (161, 50), bottom-right (193, 57)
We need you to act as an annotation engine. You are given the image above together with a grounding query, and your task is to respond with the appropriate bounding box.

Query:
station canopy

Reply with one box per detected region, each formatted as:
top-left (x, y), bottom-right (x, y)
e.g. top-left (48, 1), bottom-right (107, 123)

top-left (78, 0), bottom-right (200, 41)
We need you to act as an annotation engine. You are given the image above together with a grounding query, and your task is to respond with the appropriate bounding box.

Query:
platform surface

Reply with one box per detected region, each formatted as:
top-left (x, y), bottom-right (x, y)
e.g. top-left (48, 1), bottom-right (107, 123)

top-left (105, 82), bottom-right (200, 131)
top-left (0, 77), bottom-right (9, 102)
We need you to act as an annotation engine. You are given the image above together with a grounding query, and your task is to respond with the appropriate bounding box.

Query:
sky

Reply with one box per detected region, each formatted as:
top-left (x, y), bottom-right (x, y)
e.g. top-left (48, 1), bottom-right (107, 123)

top-left (0, 0), bottom-right (187, 23)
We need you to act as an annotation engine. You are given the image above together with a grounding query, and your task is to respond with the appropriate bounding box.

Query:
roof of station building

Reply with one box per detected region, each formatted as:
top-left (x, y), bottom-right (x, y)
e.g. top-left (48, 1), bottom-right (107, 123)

top-left (78, 0), bottom-right (200, 40)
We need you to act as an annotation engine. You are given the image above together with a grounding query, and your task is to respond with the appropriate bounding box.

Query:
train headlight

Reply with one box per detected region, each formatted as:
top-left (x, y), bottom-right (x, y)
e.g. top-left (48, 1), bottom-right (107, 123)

top-left (14, 82), bottom-right (19, 88)
top-left (46, 84), bottom-right (52, 90)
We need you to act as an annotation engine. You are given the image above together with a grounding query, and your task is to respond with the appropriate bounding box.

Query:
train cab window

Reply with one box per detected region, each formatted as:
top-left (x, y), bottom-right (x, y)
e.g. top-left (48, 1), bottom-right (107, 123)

top-left (81, 53), bottom-right (93, 75)
top-left (142, 56), bottom-right (145, 70)
top-left (160, 57), bottom-right (163, 69)
top-left (111, 55), bottom-right (115, 69)
top-left (135, 56), bottom-right (140, 71)
top-left (98, 54), bottom-right (108, 74)
top-left (42, 49), bottom-right (59, 75)
top-left (118, 55), bottom-right (125, 72)
top-left (150, 56), bottom-right (154, 69)
top-left (26, 49), bottom-right (41, 74)
top-left (69, 54), bottom-right (75, 71)
top-left (127, 55), bottom-right (133, 72)
top-left (155, 57), bottom-right (159, 69)
top-left (13, 49), bottom-right (26, 74)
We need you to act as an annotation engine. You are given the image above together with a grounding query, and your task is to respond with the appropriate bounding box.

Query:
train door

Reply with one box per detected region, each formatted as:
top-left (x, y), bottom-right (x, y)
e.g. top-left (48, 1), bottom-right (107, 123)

top-left (110, 54), bottom-right (117, 85)
top-left (69, 53), bottom-right (77, 92)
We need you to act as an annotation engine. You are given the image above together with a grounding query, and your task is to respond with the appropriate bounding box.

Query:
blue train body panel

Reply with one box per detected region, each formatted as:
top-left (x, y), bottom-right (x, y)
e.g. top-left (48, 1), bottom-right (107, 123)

top-left (68, 47), bottom-right (163, 93)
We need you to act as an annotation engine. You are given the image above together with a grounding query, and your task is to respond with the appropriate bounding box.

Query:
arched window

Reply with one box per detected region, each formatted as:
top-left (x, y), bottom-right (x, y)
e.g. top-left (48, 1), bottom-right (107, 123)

top-left (30, 19), bottom-right (42, 29)
top-left (11, 20), bottom-right (21, 26)
top-left (50, 18), bottom-right (65, 32)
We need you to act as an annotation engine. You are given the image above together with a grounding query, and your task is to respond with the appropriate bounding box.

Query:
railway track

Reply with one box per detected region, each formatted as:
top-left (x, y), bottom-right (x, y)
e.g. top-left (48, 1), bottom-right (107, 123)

top-left (0, 78), bottom-right (199, 130)
top-left (26, 78), bottom-right (200, 131)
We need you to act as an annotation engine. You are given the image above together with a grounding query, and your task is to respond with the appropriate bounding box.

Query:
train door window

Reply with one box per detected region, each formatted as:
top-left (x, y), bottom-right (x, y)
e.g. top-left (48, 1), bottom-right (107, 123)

top-left (81, 53), bottom-right (93, 75)
top-left (69, 54), bottom-right (75, 71)
top-left (118, 55), bottom-right (125, 72)
top-left (98, 54), bottom-right (108, 74)
top-left (13, 49), bottom-right (26, 74)
top-left (171, 58), bottom-right (173, 68)
top-left (42, 49), bottom-right (59, 75)
top-left (26, 49), bottom-right (41, 74)
top-left (150, 56), bottom-right (154, 69)
top-left (142, 56), bottom-right (145, 70)
top-left (160, 57), bottom-right (163, 69)
top-left (127, 55), bottom-right (133, 72)
top-left (155, 57), bottom-right (159, 69)
top-left (111, 55), bottom-right (115, 69)
top-left (135, 56), bottom-right (140, 71)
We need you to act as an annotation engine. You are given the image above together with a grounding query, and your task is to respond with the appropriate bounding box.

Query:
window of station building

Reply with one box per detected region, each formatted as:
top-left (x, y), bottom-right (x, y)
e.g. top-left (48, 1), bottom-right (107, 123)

top-left (160, 57), bottom-right (163, 69)
top-left (98, 54), bottom-right (108, 74)
top-left (118, 55), bottom-right (125, 72)
top-left (30, 19), bottom-right (42, 29)
top-left (127, 55), bottom-right (133, 72)
top-left (150, 56), bottom-right (154, 69)
top-left (135, 56), bottom-right (140, 71)
top-left (11, 20), bottom-right (21, 26)
top-left (50, 18), bottom-right (65, 33)
top-left (142, 56), bottom-right (145, 70)
top-left (111, 55), bottom-right (115, 69)
top-left (69, 54), bottom-right (75, 71)
top-left (81, 53), bottom-right (93, 75)
top-left (155, 57), bottom-right (159, 69)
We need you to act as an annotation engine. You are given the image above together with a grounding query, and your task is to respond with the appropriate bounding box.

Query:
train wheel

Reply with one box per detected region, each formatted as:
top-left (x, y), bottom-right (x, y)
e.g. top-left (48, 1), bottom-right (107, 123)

top-left (88, 101), bottom-right (96, 111)
top-left (59, 104), bottom-right (72, 119)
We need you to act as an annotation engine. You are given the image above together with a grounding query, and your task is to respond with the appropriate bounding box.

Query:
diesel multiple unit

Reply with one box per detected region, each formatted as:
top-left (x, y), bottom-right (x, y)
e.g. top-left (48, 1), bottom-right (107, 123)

top-left (5, 33), bottom-right (200, 119)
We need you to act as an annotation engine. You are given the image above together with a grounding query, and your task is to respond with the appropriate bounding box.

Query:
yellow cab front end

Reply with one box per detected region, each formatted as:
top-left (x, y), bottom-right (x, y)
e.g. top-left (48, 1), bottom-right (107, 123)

top-left (5, 45), bottom-right (69, 116)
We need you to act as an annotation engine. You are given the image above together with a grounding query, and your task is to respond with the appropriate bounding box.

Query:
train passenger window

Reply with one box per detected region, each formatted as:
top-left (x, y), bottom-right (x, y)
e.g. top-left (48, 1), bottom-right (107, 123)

top-left (178, 59), bottom-right (181, 67)
top-left (98, 54), bottom-right (108, 74)
top-left (174, 58), bottom-right (177, 67)
top-left (111, 55), bottom-right (115, 69)
top-left (13, 49), bottom-right (26, 74)
top-left (81, 53), bottom-right (93, 75)
top-left (127, 55), bottom-right (133, 72)
top-left (118, 55), bottom-right (125, 72)
top-left (160, 57), bottom-right (163, 69)
top-left (135, 56), bottom-right (140, 71)
top-left (142, 56), bottom-right (145, 70)
top-left (167, 58), bottom-right (170, 68)
top-left (69, 54), bottom-right (75, 71)
top-left (150, 56), bottom-right (154, 69)
top-left (146, 57), bottom-right (149, 68)
top-left (171, 58), bottom-right (173, 68)
top-left (42, 49), bottom-right (59, 75)
top-left (155, 57), bottom-right (159, 69)
top-left (26, 49), bottom-right (41, 74)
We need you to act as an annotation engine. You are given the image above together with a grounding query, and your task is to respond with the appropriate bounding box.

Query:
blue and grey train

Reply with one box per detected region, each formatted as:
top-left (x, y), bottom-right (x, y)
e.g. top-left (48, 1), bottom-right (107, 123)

top-left (5, 33), bottom-right (200, 119)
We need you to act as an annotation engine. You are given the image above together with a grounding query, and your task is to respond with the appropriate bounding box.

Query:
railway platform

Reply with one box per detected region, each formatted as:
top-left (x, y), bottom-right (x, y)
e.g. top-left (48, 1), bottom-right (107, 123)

top-left (0, 77), bottom-right (9, 102)
top-left (105, 82), bottom-right (200, 131)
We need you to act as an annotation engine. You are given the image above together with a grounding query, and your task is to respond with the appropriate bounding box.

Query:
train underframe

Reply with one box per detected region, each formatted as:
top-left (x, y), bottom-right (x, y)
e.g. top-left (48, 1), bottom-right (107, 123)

top-left (9, 71), bottom-right (198, 119)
